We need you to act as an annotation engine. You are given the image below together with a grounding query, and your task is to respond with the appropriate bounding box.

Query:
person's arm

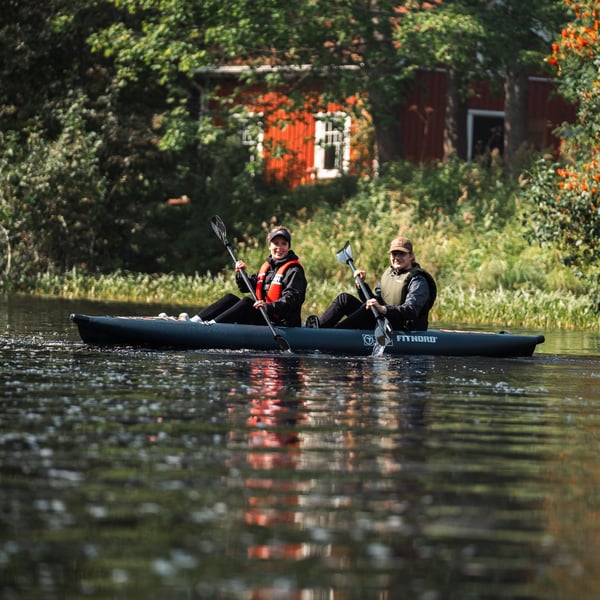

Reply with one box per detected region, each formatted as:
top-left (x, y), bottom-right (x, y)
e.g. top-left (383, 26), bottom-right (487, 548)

top-left (385, 276), bottom-right (430, 323)
top-left (235, 261), bottom-right (257, 294)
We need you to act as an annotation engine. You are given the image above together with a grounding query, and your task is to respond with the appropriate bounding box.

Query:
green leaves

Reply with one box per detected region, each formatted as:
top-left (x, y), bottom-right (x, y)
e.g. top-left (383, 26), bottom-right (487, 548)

top-left (524, 0), bottom-right (600, 293)
top-left (0, 93), bottom-right (108, 278)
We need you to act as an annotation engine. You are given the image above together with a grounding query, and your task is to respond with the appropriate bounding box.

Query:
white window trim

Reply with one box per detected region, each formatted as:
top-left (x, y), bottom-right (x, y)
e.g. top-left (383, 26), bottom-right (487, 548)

top-left (234, 112), bottom-right (264, 162)
top-left (314, 112), bottom-right (351, 179)
top-left (467, 109), bottom-right (504, 162)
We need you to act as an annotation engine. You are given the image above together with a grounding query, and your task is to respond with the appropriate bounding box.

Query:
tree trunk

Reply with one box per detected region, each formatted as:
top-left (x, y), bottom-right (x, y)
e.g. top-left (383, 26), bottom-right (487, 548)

top-left (368, 87), bottom-right (404, 167)
top-left (504, 62), bottom-right (529, 172)
top-left (443, 69), bottom-right (468, 161)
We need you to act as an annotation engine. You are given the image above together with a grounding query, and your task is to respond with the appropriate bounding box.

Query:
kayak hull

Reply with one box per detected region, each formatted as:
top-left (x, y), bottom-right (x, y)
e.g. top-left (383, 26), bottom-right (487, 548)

top-left (70, 314), bottom-right (545, 357)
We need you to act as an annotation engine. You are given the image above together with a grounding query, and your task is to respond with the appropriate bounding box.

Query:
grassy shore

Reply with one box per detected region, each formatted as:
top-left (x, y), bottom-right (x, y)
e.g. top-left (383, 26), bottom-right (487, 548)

top-left (29, 268), bottom-right (600, 330)
top-left (13, 164), bottom-right (600, 330)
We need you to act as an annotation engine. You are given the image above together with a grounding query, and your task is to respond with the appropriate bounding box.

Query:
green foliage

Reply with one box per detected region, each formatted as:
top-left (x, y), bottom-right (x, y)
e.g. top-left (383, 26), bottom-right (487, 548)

top-left (394, 1), bottom-right (485, 77)
top-left (523, 157), bottom-right (599, 254)
top-left (0, 94), bottom-right (107, 280)
top-left (478, 0), bottom-right (569, 72)
top-left (522, 1), bottom-right (600, 297)
top-left (1, 0), bottom-right (597, 332)
top-left (435, 287), bottom-right (598, 330)
top-left (375, 158), bottom-right (518, 228)
top-left (177, 160), bottom-right (595, 328)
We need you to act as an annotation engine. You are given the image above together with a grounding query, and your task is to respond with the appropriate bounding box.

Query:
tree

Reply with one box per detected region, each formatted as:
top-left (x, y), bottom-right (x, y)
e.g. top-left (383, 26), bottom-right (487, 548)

top-left (0, 0), bottom-right (115, 278)
top-left (524, 0), bottom-right (600, 290)
top-left (479, 0), bottom-right (569, 170)
top-left (0, 0), bottom-right (225, 279)
top-left (89, 1), bottom-right (454, 170)
top-left (394, 1), bottom-right (485, 161)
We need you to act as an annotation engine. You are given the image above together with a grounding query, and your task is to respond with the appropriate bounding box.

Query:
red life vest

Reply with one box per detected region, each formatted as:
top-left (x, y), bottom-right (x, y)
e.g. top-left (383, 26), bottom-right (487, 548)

top-left (255, 259), bottom-right (302, 303)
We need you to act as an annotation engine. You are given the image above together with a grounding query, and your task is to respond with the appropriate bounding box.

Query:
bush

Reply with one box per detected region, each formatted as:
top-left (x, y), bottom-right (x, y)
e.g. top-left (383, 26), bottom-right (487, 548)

top-left (0, 95), bottom-right (107, 282)
top-left (522, 1), bottom-right (600, 298)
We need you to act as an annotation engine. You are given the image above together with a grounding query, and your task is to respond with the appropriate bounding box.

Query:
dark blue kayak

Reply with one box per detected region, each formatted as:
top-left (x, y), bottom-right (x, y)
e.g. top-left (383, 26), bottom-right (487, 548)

top-left (70, 313), bottom-right (545, 357)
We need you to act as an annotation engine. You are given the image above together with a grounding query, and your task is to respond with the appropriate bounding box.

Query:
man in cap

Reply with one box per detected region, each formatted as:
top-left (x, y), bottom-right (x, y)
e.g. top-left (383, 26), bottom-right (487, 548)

top-left (306, 236), bottom-right (436, 331)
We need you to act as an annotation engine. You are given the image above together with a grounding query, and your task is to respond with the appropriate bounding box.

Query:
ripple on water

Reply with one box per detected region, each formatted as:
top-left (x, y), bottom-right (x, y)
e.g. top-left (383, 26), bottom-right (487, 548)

top-left (1, 305), bottom-right (599, 598)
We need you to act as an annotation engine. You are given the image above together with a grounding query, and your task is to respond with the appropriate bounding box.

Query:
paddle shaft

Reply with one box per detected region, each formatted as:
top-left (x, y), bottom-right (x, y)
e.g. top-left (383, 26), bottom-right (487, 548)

top-left (210, 215), bottom-right (290, 351)
top-left (346, 256), bottom-right (387, 323)
top-left (336, 242), bottom-right (392, 348)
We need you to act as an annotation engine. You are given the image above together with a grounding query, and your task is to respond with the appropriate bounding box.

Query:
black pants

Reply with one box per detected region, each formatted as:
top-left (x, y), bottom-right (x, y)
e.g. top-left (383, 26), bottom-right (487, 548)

top-left (320, 292), bottom-right (375, 329)
top-left (198, 294), bottom-right (264, 325)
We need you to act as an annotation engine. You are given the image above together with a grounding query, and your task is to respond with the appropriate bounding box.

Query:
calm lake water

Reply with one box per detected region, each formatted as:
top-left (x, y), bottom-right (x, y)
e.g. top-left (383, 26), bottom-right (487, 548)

top-left (1, 294), bottom-right (600, 599)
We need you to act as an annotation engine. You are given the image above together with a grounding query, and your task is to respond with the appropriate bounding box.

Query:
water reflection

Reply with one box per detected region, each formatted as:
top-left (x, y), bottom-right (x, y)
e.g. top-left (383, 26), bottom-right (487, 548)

top-left (227, 357), bottom-right (305, 563)
top-left (221, 353), bottom-right (582, 596)
top-left (2, 295), bottom-right (600, 599)
top-left (223, 355), bottom-right (444, 594)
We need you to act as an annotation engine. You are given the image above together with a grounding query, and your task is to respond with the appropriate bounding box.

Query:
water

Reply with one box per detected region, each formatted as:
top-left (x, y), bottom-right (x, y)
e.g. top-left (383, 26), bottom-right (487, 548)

top-left (1, 295), bottom-right (599, 599)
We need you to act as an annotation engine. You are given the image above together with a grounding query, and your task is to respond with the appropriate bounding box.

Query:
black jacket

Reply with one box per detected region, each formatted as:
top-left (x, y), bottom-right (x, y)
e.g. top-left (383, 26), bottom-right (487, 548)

top-left (359, 264), bottom-right (437, 331)
top-left (236, 250), bottom-right (307, 327)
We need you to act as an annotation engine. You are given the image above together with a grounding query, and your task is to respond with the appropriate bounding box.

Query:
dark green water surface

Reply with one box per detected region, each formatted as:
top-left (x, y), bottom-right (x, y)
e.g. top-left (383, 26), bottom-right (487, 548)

top-left (1, 295), bottom-right (599, 599)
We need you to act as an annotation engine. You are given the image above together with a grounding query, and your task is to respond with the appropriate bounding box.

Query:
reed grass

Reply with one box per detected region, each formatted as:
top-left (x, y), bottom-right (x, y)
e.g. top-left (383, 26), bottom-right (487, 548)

top-left (19, 165), bottom-right (600, 330)
top-left (30, 268), bottom-right (600, 330)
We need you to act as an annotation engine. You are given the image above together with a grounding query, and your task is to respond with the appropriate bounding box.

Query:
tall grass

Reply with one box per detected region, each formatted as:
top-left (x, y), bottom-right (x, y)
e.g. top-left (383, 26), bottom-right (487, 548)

top-left (21, 160), bottom-right (600, 330)
top-left (434, 287), bottom-right (599, 330)
top-left (30, 268), bottom-right (599, 330)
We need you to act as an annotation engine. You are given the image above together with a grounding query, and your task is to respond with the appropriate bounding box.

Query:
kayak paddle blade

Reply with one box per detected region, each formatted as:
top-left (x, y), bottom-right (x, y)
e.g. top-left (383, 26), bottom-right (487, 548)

top-left (274, 334), bottom-right (291, 352)
top-left (374, 317), bottom-right (393, 347)
top-left (336, 241), bottom-right (353, 265)
top-left (210, 215), bottom-right (228, 245)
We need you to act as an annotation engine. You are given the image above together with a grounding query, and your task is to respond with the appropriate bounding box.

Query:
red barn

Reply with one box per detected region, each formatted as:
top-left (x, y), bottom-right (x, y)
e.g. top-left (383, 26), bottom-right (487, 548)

top-left (197, 66), bottom-right (575, 189)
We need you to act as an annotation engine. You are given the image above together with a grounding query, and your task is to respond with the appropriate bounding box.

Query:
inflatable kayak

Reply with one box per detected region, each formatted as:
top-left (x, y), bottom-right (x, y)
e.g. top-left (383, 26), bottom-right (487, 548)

top-left (70, 314), bottom-right (545, 357)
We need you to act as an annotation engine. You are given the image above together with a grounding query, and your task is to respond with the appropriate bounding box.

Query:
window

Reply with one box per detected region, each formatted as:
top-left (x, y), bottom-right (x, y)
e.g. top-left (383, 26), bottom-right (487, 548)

top-left (314, 112), bottom-right (351, 179)
top-left (467, 109), bottom-right (504, 162)
top-left (234, 112), bottom-right (264, 164)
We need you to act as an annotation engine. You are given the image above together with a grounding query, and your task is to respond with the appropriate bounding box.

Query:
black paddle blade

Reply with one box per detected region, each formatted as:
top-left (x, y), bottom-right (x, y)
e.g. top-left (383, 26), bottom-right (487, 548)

top-left (210, 215), bottom-right (228, 244)
top-left (274, 334), bottom-right (291, 352)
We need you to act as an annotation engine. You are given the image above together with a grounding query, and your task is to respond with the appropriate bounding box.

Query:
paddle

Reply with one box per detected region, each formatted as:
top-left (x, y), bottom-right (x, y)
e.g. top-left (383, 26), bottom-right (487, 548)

top-left (210, 215), bottom-right (291, 352)
top-left (336, 241), bottom-right (393, 348)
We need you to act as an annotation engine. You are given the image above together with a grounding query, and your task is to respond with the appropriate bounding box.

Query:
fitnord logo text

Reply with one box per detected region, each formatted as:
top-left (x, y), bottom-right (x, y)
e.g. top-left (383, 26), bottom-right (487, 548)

top-left (395, 334), bottom-right (438, 344)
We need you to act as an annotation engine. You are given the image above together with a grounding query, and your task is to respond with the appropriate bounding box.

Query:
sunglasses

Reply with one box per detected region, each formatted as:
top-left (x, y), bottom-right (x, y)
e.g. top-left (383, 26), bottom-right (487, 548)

top-left (390, 250), bottom-right (409, 257)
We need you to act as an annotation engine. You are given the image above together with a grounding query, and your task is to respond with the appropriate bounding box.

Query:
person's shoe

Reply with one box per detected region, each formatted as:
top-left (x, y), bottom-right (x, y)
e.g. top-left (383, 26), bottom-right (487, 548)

top-left (158, 312), bottom-right (169, 318)
top-left (202, 319), bottom-right (216, 326)
top-left (190, 315), bottom-right (203, 323)
top-left (305, 315), bottom-right (320, 328)
top-left (178, 312), bottom-right (190, 321)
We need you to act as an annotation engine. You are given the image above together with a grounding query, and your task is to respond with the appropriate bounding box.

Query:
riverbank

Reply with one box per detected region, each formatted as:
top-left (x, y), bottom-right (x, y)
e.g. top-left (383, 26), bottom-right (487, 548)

top-left (6, 162), bottom-right (599, 331)
top-left (23, 270), bottom-right (600, 330)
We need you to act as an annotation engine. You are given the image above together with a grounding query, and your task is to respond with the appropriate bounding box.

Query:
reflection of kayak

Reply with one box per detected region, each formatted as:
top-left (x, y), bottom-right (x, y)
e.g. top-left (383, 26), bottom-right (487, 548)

top-left (70, 313), bottom-right (545, 357)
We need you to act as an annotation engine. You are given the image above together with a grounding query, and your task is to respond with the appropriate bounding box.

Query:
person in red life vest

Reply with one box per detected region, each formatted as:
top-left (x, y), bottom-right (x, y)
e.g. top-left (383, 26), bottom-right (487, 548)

top-left (306, 236), bottom-right (437, 331)
top-left (187, 226), bottom-right (307, 327)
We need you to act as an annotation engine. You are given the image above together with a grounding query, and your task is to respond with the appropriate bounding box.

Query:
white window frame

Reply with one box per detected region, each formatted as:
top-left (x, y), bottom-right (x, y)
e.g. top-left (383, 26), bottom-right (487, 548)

top-left (314, 112), bottom-right (351, 179)
top-left (234, 112), bottom-right (264, 163)
top-left (467, 109), bottom-right (504, 162)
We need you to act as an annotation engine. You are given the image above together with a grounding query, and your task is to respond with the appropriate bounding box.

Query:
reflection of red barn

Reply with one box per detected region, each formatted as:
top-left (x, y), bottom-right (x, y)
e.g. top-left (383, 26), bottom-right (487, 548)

top-left (198, 67), bottom-right (575, 189)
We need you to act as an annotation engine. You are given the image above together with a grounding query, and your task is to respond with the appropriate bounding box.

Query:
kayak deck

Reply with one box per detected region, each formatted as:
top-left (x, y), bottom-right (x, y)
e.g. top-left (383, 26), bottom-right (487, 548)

top-left (70, 314), bottom-right (545, 357)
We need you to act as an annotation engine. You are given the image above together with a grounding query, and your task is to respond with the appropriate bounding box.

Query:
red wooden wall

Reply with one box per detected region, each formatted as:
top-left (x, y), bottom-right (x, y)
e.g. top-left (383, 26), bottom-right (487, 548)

top-left (205, 69), bottom-right (575, 188)
top-left (400, 70), bottom-right (576, 163)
